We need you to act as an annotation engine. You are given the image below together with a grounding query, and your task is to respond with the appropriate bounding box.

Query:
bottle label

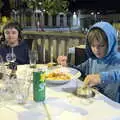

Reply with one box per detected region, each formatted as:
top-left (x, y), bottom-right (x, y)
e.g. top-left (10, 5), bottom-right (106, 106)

top-left (39, 83), bottom-right (45, 91)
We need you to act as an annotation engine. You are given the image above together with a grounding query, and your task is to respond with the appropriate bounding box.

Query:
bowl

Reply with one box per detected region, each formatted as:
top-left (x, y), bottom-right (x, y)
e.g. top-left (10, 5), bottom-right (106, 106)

top-left (45, 67), bottom-right (81, 85)
top-left (76, 87), bottom-right (95, 98)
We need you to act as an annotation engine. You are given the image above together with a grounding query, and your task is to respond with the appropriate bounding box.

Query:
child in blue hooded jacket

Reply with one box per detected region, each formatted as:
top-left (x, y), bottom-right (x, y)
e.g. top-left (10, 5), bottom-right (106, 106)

top-left (57, 21), bottom-right (120, 103)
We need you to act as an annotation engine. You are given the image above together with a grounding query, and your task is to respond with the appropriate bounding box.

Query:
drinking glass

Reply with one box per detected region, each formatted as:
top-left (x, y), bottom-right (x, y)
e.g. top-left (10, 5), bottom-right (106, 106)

top-left (15, 79), bottom-right (31, 104)
top-left (15, 68), bottom-right (32, 104)
top-left (6, 48), bottom-right (16, 63)
top-left (0, 75), bottom-right (15, 107)
top-left (0, 86), bottom-right (7, 107)
top-left (6, 53), bottom-right (16, 62)
top-left (0, 55), bottom-right (5, 80)
top-left (67, 47), bottom-right (75, 64)
top-left (29, 50), bottom-right (38, 68)
top-left (50, 46), bottom-right (54, 63)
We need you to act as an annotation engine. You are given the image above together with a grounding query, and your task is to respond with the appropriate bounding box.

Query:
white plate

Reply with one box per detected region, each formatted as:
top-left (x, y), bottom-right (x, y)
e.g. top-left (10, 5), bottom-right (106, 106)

top-left (46, 67), bottom-right (81, 85)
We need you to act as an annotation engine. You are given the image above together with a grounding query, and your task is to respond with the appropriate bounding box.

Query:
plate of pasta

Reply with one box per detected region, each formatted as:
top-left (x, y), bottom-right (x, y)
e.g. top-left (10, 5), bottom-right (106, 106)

top-left (45, 67), bottom-right (81, 84)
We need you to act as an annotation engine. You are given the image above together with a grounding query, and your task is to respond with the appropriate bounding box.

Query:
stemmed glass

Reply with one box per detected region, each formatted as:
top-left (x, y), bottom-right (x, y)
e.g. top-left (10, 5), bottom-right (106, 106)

top-left (0, 87), bottom-right (7, 107)
top-left (0, 48), bottom-right (17, 105)
top-left (0, 55), bottom-right (4, 79)
top-left (0, 60), bottom-right (10, 107)
top-left (67, 47), bottom-right (75, 65)
top-left (50, 46), bottom-right (54, 63)
top-left (28, 50), bottom-right (38, 68)
top-left (6, 47), bottom-right (16, 63)
top-left (43, 47), bottom-right (46, 64)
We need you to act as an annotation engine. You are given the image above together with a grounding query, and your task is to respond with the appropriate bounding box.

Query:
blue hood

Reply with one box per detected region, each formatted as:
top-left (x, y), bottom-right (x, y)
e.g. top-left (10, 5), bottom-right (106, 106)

top-left (86, 21), bottom-right (118, 61)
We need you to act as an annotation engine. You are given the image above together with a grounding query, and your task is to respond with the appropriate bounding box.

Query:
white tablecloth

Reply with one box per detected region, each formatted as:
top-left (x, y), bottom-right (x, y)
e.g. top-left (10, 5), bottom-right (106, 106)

top-left (1, 65), bottom-right (120, 120)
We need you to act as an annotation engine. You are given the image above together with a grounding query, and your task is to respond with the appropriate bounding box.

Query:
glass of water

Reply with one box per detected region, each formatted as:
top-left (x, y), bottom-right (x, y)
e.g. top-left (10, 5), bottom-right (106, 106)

top-left (0, 55), bottom-right (5, 80)
top-left (15, 68), bottom-right (32, 104)
top-left (29, 50), bottom-right (38, 68)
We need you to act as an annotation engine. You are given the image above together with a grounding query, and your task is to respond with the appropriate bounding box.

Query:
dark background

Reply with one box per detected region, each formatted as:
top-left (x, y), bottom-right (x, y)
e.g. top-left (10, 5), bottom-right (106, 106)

top-left (0, 0), bottom-right (120, 17)
top-left (68, 0), bottom-right (120, 14)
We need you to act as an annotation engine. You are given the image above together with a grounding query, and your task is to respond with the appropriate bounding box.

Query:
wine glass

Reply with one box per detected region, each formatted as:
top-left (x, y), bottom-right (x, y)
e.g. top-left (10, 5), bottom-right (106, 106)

top-left (29, 50), bottom-right (38, 68)
top-left (50, 46), bottom-right (54, 63)
top-left (0, 55), bottom-right (5, 80)
top-left (67, 47), bottom-right (75, 65)
top-left (6, 48), bottom-right (16, 63)
top-left (0, 86), bottom-right (7, 107)
top-left (6, 48), bottom-right (17, 80)
top-left (6, 53), bottom-right (16, 63)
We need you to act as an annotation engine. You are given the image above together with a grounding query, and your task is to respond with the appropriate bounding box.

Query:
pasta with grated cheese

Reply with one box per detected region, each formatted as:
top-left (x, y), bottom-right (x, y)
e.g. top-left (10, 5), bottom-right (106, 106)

top-left (45, 72), bottom-right (72, 80)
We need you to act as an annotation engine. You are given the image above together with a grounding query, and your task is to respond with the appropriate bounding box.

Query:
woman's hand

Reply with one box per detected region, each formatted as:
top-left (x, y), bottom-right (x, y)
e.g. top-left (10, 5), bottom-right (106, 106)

top-left (57, 56), bottom-right (67, 67)
top-left (84, 74), bottom-right (101, 87)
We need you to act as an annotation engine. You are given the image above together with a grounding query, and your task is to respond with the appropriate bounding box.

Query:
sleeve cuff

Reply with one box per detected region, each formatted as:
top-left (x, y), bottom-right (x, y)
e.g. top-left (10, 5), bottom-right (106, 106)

top-left (99, 72), bottom-right (108, 84)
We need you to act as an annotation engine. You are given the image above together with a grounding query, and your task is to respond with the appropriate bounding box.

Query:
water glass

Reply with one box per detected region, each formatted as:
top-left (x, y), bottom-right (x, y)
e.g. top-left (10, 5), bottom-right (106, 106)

top-left (0, 55), bottom-right (5, 80)
top-left (67, 47), bottom-right (75, 64)
top-left (15, 80), bottom-right (31, 104)
top-left (29, 50), bottom-right (38, 68)
top-left (0, 75), bottom-right (16, 106)
top-left (15, 70), bottom-right (32, 104)
top-left (6, 48), bottom-right (16, 63)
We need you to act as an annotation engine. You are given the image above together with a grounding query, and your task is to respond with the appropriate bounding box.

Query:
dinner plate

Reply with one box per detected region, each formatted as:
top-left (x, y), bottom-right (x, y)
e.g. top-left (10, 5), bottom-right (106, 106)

top-left (45, 67), bottom-right (81, 85)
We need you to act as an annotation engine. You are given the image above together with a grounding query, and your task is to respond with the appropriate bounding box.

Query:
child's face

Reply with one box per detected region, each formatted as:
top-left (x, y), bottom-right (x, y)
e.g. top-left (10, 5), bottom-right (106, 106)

top-left (91, 39), bottom-right (108, 58)
top-left (4, 28), bottom-right (19, 45)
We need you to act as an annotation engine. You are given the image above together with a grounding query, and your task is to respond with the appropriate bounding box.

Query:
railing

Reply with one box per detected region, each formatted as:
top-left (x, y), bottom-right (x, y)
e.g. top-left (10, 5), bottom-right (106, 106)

top-left (23, 31), bottom-right (85, 64)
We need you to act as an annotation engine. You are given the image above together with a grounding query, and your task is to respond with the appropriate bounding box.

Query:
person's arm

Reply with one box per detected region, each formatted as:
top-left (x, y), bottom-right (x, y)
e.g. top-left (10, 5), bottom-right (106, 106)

top-left (100, 70), bottom-right (120, 84)
top-left (57, 55), bottom-right (90, 79)
top-left (84, 70), bottom-right (120, 87)
top-left (70, 60), bottom-right (90, 80)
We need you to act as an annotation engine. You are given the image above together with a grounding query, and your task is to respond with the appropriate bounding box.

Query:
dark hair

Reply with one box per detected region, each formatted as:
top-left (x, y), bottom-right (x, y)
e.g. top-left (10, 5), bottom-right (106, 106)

top-left (2, 21), bottom-right (23, 42)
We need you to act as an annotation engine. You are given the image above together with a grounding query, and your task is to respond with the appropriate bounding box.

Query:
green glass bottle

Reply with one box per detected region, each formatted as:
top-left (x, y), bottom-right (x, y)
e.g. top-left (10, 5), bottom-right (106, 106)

top-left (33, 71), bottom-right (45, 102)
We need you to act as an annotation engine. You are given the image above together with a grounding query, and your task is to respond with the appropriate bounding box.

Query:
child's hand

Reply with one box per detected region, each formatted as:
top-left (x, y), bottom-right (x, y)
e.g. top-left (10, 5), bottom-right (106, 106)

top-left (57, 56), bottom-right (67, 67)
top-left (83, 74), bottom-right (101, 87)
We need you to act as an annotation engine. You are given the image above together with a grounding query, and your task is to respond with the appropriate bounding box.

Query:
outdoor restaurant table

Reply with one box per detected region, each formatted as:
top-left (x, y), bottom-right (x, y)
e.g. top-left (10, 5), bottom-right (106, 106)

top-left (0, 64), bottom-right (120, 120)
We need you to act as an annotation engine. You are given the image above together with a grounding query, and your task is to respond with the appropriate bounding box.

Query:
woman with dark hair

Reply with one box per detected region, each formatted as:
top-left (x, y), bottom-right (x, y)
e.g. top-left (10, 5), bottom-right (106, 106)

top-left (0, 21), bottom-right (29, 64)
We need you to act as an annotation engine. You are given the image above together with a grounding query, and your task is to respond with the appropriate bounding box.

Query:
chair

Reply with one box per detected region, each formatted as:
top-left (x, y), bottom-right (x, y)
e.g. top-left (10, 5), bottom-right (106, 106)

top-left (75, 45), bottom-right (88, 65)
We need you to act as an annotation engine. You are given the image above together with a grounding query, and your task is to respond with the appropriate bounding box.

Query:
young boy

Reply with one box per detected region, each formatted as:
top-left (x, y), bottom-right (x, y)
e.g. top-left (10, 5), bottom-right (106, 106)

top-left (57, 21), bottom-right (120, 103)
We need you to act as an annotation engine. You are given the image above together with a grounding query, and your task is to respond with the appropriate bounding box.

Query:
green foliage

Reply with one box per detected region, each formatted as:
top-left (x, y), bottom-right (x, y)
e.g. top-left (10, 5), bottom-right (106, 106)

top-left (24, 0), bottom-right (69, 15)
top-left (9, 0), bottom-right (15, 9)
top-left (0, 0), bottom-right (3, 9)
top-left (42, 0), bottom-right (69, 15)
